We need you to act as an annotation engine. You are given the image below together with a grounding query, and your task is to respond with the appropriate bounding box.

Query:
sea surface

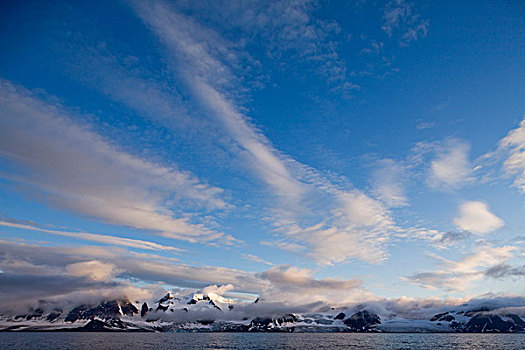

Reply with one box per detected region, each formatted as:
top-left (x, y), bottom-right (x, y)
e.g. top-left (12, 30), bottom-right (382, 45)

top-left (1, 332), bottom-right (524, 349)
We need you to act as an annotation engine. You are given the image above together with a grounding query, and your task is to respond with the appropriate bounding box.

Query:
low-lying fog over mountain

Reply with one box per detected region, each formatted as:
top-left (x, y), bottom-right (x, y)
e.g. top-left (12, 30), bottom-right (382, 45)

top-left (1, 285), bottom-right (524, 333)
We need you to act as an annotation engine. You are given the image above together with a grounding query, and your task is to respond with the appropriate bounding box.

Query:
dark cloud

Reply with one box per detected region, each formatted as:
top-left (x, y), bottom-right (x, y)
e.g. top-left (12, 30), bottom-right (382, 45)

top-left (1, 238), bottom-right (524, 320)
top-left (435, 231), bottom-right (471, 246)
top-left (0, 272), bottom-right (133, 314)
top-left (484, 263), bottom-right (525, 279)
top-left (0, 240), bottom-right (363, 310)
top-left (0, 273), bottom-right (121, 302)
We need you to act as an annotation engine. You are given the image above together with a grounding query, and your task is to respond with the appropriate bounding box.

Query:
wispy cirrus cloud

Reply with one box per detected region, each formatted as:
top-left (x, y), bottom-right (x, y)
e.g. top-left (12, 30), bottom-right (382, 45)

top-left (370, 159), bottom-right (408, 207)
top-left (172, 0), bottom-right (354, 92)
top-left (242, 254), bottom-right (275, 266)
top-left (472, 116), bottom-right (525, 194)
top-left (131, 0), bottom-right (305, 202)
top-left (260, 239), bottom-right (306, 253)
top-left (0, 220), bottom-right (183, 252)
top-left (399, 227), bottom-right (470, 250)
top-left (498, 117), bottom-right (525, 193)
top-left (382, 0), bottom-right (429, 45)
top-left (0, 79), bottom-right (233, 244)
top-left (129, 0), bottom-right (399, 265)
top-left (303, 190), bottom-right (396, 265)
top-left (70, 46), bottom-right (195, 135)
top-left (404, 245), bottom-right (519, 291)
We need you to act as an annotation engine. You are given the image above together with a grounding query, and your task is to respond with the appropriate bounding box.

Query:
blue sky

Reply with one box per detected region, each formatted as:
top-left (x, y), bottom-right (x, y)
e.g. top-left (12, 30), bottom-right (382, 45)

top-left (0, 0), bottom-right (524, 307)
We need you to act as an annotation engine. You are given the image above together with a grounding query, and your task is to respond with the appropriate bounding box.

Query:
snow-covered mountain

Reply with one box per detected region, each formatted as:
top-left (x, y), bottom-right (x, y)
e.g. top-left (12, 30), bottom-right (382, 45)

top-left (1, 291), bottom-right (524, 333)
top-left (154, 290), bottom-right (234, 313)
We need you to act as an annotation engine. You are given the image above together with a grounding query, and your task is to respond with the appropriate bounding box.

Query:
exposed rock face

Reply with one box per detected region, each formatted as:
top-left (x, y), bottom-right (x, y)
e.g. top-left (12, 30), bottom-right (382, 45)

top-left (430, 312), bottom-right (455, 322)
top-left (277, 314), bottom-right (298, 324)
top-left (46, 312), bottom-right (61, 322)
top-left (156, 304), bottom-right (169, 311)
top-left (430, 312), bottom-right (449, 322)
top-left (65, 300), bottom-right (138, 322)
top-left (464, 307), bottom-right (491, 317)
top-left (429, 309), bottom-right (525, 333)
top-left (249, 314), bottom-right (298, 332)
top-left (2, 295), bottom-right (524, 333)
top-left (440, 315), bottom-right (455, 322)
top-left (82, 319), bottom-right (122, 332)
top-left (141, 302), bottom-right (148, 318)
top-left (343, 310), bottom-right (381, 331)
top-left (506, 314), bottom-right (525, 328)
top-left (334, 312), bottom-right (346, 320)
top-left (248, 317), bottom-right (273, 330)
top-left (157, 293), bottom-right (173, 304)
top-left (156, 293), bottom-right (173, 311)
top-left (119, 301), bottom-right (140, 316)
top-left (463, 314), bottom-right (524, 333)
top-left (25, 308), bottom-right (44, 320)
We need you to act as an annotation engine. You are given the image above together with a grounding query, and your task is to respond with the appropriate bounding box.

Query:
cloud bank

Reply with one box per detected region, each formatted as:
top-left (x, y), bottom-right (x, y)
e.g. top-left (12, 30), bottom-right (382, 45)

top-left (0, 79), bottom-right (233, 245)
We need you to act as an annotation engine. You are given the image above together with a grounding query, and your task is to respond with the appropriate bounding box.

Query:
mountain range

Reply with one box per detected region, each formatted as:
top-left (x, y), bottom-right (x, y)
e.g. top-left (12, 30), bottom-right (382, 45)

top-left (1, 290), bottom-right (524, 333)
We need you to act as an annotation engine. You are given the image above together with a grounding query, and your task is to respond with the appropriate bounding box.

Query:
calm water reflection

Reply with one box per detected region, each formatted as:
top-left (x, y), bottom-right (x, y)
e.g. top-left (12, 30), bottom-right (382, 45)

top-left (1, 332), bottom-right (524, 349)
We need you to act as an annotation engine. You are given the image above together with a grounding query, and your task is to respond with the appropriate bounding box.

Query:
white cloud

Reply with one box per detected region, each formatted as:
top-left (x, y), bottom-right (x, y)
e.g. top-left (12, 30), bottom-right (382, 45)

top-left (0, 240), bottom-right (265, 294)
top-left (382, 0), bottom-right (429, 45)
top-left (305, 227), bottom-right (387, 266)
top-left (401, 22), bottom-right (429, 43)
top-left (447, 246), bottom-right (516, 274)
top-left (68, 46), bottom-right (243, 177)
top-left (498, 117), bottom-right (525, 192)
top-left (2, 240), bottom-right (523, 315)
top-left (416, 121), bottom-right (435, 130)
top-left (0, 220), bottom-right (183, 252)
top-left (405, 245), bottom-right (518, 291)
top-left (269, 189), bottom-right (397, 265)
top-left (428, 139), bottom-right (471, 190)
top-left (453, 201), bottom-right (504, 234)
top-left (0, 79), bottom-right (233, 244)
top-left (242, 254), bottom-right (274, 266)
top-left (307, 190), bottom-right (395, 265)
top-left (66, 260), bottom-right (118, 282)
top-left (129, 0), bottom-right (400, 266)
top-left (434, 231), bottom-right (470, 246)
top-left (370, 159), bottom-right (408, 207)
top-left (65, 44), bottom-right (193, 132)
top-left (382, 0), bottom-right (409, 35)
top-left (172, 0), bottom-right (353, 91)
top-left (337, 191), bottom-right (391, 228)
top-left (260, 240), bottom-right (306, 253)
top-left (131, 0), bottom-right (305, 202)
top-left (257, 265), bottom-right (366, 306)
top-left (0, 240), bottom-right (367, 308)
top-left (404, 228), bottom-right (471, 249)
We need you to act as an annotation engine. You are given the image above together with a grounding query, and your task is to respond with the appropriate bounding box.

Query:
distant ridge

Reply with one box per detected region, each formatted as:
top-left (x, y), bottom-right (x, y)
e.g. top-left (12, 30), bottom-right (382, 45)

top-left (1, 291), bottom-right (524, 333)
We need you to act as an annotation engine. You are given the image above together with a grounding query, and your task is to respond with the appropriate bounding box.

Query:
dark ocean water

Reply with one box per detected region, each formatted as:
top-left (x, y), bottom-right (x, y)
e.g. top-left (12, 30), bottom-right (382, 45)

top-left (1, 332), bottom-right (524, 349)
